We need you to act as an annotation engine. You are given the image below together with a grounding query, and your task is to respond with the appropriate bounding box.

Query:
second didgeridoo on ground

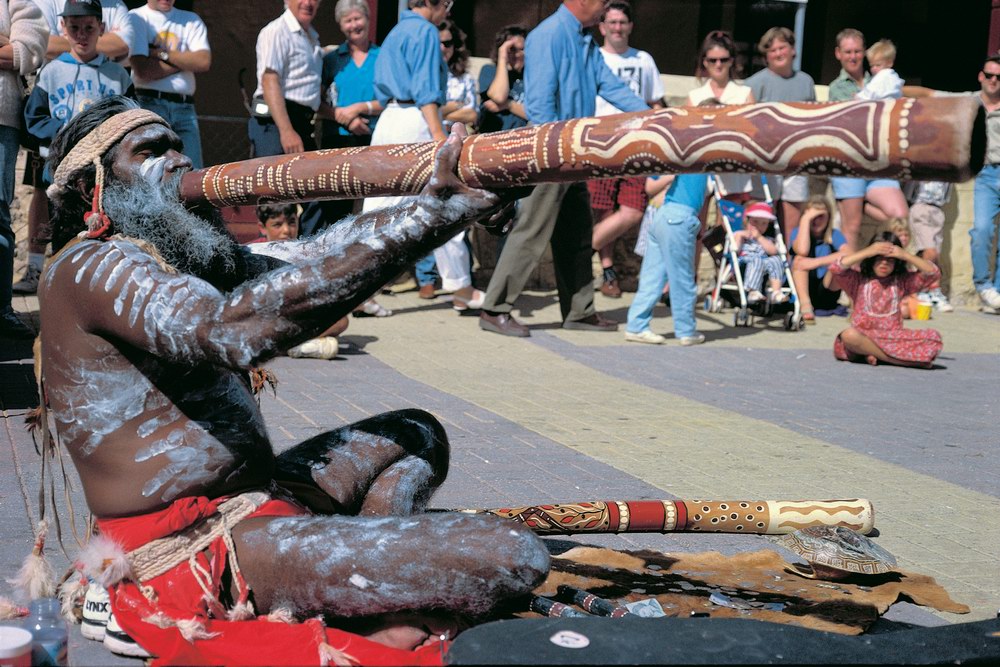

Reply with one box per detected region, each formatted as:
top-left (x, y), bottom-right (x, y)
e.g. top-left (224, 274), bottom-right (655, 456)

top-left (448, 499), bottom-right (874, 536)
top-left (180, 97), bottom-right (984, 208)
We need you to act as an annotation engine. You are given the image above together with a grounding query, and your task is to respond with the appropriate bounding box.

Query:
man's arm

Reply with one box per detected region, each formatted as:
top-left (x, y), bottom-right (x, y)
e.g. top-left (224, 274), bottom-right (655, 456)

top-left (261, 69), bottom-right (303, 154)
top-left (57, 135), bottom-right (501, 369)
top-left (523, 31), bottom-right (559, 124)
top-left (46, 30), bottom-right (128, 60)
top-left (409, 23), bottom-right (446, 141)
top-left (0, 0), bottom-right (48, 74)
top-left (131, 48), bottom-right (210, 81)
top-left (594, 54), bottom-right (648, 114)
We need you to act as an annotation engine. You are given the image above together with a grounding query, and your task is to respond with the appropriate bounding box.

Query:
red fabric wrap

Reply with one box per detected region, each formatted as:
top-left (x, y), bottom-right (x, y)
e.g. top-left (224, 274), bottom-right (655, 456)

top-left (96, 495), bottom-right (445, 666)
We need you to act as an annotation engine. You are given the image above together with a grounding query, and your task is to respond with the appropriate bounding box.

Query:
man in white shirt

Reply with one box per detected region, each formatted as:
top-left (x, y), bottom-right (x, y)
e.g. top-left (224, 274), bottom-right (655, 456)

top-left (129, 0), bottom-right (211, 169)
top-left (589, 0), bottom-right (664, 297)
top-left (249, 0), bottom-right (330, 235)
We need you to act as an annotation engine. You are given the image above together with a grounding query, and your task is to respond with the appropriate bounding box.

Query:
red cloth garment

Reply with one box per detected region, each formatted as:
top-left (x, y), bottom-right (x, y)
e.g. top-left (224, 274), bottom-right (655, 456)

top-left (830, 261), bottom-right (942, 364)
top-left (96, 495), bottom-right (446, 667)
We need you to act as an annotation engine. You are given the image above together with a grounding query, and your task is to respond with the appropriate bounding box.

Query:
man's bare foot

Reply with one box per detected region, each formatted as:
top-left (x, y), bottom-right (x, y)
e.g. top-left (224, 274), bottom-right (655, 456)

top-left (360, 612), bottom-right (463, 650)
top-left (866, 355), bottom-right (879, 366)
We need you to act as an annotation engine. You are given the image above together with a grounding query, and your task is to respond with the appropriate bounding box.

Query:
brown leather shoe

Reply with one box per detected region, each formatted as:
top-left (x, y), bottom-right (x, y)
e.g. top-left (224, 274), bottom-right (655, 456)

top-left (479, 311), bottom-right (530, 337)
top-left (418, 283), bottom-right (437, 299)
top-left (562, 313), bottom-right (618, 332)
top-left (600, 278), bottom-right (622, 298)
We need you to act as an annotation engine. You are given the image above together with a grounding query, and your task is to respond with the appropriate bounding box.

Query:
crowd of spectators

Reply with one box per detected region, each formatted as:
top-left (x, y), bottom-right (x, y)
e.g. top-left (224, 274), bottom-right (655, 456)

top-left (1, 0), bottom-right (997, 368)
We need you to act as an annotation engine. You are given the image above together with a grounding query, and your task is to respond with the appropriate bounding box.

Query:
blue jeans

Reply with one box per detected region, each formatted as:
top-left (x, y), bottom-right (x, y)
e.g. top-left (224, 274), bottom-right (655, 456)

top-left (0, 125), bottom-right (17, 312)
top-left (972, 163), bottom-right (1000, 291)
top-left (136, 96), bottom-right (203, 169)
top-left (627, 202), bottom-right (699, 338)
top-left (415, 253), bottom-right (438, 287)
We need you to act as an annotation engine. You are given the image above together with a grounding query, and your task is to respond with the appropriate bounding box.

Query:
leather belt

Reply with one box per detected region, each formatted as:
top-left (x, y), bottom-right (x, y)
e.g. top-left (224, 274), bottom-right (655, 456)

top-left (388, 98), bottom-right (416, 105)
top-left (136, 88), bottom-right (194, 104)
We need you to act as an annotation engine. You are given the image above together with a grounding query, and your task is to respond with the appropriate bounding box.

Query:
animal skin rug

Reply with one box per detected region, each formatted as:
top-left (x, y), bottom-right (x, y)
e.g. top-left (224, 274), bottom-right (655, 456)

top-left (525, 547), bottom-right (969, 635)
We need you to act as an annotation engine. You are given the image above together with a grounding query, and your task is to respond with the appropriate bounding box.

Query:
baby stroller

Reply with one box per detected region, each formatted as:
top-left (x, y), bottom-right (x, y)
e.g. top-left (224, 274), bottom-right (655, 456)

top-left (701, 175), bottom-right (804, 331)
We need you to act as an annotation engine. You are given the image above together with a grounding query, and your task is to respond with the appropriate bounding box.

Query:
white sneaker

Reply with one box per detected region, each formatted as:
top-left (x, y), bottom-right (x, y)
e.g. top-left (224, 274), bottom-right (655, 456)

top-left (11, 264), bottom-right (41, 294)
top-left (746, 290), bottom-right (764, 304)
top-left (624, 330), bottom-right (666, 345)
top-left (103, 610), bottom-right (152, 658)
top-left (978, 287), bottom-right (1000, 310)
top-left (927, 288), bottom-right (953, 313)
top-left (679, 333), bottom-right (706, 346)
top-left (81, 583), bottom-right (110, 641)
top-left (768, 290), bottom-right (788, 305)
top-left (288, 336), bottom-right (339, 359)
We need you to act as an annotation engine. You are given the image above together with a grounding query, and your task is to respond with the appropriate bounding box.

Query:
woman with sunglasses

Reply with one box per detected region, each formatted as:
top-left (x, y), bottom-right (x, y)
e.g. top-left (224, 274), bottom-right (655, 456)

top-left (686, 30), bottom-right (754, 107)
top-left (686, 31), bottom-right (754, 203)
top-left (438, 18), bottom-right (477, 133)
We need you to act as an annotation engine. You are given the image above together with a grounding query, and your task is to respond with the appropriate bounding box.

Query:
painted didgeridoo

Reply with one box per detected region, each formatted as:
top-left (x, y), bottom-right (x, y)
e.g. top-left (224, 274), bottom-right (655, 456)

top-left (450, 499), bottom-right (874, 536)
top-left (179, 97), bottom-right (983, 208)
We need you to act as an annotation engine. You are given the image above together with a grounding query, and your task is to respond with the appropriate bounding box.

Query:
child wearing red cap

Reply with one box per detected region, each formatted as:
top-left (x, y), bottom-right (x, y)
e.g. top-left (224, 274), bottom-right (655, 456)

top-left (733, 201), bottom-right (787, 304)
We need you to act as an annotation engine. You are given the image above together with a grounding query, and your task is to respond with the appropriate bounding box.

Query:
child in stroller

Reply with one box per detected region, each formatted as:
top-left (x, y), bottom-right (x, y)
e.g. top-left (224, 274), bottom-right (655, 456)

top-left (703, 177), bottom-right (803, 330)
top-left (736, 202), bottom-right (789, 306)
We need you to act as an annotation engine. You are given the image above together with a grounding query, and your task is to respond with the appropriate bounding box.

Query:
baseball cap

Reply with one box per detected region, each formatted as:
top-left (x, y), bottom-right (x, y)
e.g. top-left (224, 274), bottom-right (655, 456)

top-left (744, 201), bottom-right (777, 221)
top-left (60, 0), bottom-right (102, 18)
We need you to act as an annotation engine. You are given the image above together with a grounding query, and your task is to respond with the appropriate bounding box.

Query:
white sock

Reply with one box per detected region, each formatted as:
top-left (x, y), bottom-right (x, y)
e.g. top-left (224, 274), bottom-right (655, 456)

top-left (28, 253), bottom-right (44, 270)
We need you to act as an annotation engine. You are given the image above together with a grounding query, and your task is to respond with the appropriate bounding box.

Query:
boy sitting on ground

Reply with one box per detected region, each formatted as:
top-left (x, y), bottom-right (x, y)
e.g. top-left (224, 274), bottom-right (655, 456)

top-left (248, 204), bottom-right (348, 359)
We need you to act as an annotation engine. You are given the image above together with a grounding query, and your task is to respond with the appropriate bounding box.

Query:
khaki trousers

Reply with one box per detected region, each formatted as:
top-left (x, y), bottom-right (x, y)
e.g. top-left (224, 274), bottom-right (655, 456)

top-left (482, 182), bottom-right (596, 322)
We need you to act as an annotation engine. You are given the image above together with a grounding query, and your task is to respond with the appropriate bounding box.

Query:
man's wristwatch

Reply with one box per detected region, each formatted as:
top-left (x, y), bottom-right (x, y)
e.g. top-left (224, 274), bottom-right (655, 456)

top-left (157, 50), bottom-right (170, 63)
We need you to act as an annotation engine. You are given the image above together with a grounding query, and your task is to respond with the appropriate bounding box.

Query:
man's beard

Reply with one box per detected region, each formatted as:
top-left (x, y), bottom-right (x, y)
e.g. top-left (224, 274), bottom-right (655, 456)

top-left (101, 171), bottom-right (246, 288)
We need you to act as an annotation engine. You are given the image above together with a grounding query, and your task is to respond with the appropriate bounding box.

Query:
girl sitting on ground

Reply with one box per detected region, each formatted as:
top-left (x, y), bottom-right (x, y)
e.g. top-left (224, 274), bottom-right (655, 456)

top-left (790, 196), bottom-right (846, 322)
top-left (828, 231), bottom-right (942, 368)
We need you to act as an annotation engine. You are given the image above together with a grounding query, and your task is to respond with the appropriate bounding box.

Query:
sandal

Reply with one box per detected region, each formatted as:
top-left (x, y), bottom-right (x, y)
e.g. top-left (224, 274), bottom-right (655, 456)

top-left (452, 288), bottom-right (484, 312)
top-left (801, 310), bottom-right (816, 324)
top-left (354, 299), bottom-right (393, 318)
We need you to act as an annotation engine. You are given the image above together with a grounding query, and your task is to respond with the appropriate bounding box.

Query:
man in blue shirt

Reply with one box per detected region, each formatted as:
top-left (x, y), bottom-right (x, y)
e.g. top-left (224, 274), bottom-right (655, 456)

top-left (479, 0), bottom-right (648, 337)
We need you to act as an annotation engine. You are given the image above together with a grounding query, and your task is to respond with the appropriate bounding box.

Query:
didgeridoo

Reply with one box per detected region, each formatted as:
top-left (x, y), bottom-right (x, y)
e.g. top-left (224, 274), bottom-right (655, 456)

top-left (179, 97), bottom-right (983, 208)
top-left (449, 499), bottom-right (874, 536)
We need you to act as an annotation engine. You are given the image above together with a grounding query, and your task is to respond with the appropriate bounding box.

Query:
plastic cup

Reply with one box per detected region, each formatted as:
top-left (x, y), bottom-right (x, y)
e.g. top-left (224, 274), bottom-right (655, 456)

top-left (0, 626), bottom-right (32, 667)
top-left (913, 301), bottom-right (932, 320)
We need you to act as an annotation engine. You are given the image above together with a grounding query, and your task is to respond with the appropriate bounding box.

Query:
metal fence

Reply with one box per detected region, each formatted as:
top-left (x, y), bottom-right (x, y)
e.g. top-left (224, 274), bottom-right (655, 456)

top-left (197, 115), bottom-right (252, 167)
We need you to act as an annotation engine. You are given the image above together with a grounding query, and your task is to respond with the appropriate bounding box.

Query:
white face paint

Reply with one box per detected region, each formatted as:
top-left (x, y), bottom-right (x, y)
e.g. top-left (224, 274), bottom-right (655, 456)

top-left (139, 155), bottom-right (169, 185)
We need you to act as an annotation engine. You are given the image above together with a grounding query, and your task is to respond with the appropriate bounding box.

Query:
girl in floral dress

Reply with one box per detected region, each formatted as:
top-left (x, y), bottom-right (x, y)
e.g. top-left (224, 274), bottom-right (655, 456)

top-left (829, 231), bottom-right (942, 368)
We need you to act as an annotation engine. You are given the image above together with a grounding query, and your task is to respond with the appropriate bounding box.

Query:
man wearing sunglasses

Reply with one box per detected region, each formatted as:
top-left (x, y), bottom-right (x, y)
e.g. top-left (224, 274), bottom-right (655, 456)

top-left (905, 55), bottom-right (1000, 312)
top-left (970, 56), bottom-right (1000, 310)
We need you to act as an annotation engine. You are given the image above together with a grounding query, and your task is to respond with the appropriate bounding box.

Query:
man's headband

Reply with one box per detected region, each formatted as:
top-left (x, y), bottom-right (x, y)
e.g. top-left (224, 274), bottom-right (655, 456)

top-left (45, 109), bottom-right (168, 239)
top-left (47, 108), bottom-right (168, 198)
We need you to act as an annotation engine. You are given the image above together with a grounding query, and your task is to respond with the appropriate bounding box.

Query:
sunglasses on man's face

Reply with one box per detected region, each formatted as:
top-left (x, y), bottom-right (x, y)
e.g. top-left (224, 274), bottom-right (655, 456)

top-left (440, 39), bottom-right (455, 48)
top-left (705, 57), bottom-right (733, 65)
top-left (983, 71), bottom-right (1000, 81)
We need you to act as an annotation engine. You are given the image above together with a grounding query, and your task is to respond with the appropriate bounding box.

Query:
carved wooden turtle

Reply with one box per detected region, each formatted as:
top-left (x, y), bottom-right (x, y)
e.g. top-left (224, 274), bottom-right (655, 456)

top-left (780, 526), bottom-right (897, 580)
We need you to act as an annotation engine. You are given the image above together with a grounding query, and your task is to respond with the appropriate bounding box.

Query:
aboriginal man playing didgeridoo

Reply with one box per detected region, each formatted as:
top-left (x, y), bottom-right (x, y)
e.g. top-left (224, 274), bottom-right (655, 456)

top-left (39, 95), bottom-right (549, 664)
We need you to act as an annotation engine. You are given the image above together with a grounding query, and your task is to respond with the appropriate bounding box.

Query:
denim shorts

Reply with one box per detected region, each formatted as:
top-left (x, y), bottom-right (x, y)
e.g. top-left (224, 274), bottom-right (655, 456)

top-left (830, 177), bottom-right (901, 200)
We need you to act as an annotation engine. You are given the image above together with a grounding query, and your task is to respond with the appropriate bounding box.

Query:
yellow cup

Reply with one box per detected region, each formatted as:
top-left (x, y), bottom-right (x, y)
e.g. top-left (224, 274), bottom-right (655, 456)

top-left (913, 301), bottom-right (932, 320)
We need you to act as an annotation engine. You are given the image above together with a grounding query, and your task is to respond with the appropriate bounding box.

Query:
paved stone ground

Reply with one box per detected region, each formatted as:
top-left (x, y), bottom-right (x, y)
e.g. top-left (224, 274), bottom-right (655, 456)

top-left (1, 285), bottom-right (997, 665)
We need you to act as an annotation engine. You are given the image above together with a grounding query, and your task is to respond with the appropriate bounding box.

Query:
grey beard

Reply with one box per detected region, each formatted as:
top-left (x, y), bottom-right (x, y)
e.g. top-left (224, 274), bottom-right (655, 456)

top-left (102, 173), bottom-right (240, 282)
